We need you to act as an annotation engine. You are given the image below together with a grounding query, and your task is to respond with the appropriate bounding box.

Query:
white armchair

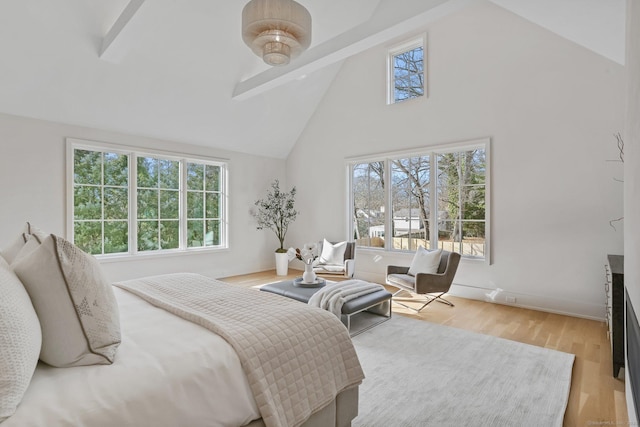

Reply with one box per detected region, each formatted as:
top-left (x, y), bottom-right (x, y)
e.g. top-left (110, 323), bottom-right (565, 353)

top-left (312, 240), bottom-right (355, 278)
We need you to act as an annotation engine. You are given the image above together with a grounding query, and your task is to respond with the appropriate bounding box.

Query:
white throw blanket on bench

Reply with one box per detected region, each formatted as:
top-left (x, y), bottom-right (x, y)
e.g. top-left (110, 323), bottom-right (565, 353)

top-left (308, 279), bottom-right (385, 318)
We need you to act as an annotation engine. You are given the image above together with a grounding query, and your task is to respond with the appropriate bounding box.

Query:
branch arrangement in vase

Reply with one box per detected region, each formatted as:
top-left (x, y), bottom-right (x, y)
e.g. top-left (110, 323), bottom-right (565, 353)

top-left (253, 179), bottom-right (298, 252)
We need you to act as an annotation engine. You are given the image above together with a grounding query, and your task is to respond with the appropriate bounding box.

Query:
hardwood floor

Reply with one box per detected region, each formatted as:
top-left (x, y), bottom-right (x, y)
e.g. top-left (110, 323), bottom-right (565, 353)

top-left (220, 270), bottom-right (628, 427)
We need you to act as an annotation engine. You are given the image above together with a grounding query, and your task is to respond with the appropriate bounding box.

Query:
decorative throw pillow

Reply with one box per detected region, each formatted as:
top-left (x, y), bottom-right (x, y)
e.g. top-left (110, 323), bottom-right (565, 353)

top-left (0, 222), bottom-right (47, 264)
top-left (0, 231), bottom-right (28, 264)
top-left (26, 222), bottom-right (48, 243)
top-left (13, 235), bottom-right (121, 368)
top-left (408, 247), bottom-right (443, 276)
top-left (0, 257), bottom-right (41, 422)
top-left (11, 234), bottom-right (41, 265)
top-left (319, 239), bottom-right (347, 265)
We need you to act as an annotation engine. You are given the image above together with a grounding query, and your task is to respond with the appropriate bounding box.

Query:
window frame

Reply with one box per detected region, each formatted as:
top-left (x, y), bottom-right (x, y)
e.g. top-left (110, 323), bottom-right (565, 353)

top-left (66, 138), bottom-right (229, 259)
top-left (387, 35), bottom-right (427, 105)
top-left (346, 138), bottom-right (491, 263)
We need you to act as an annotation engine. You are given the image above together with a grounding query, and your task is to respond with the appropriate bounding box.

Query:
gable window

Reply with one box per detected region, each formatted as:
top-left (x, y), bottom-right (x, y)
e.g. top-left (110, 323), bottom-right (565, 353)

top-left (348, 139), bottom-right (489, 260)
top-left (388, 37), bottom-right (425, 104)
top-left (68, 139), bottom-right (228, 257)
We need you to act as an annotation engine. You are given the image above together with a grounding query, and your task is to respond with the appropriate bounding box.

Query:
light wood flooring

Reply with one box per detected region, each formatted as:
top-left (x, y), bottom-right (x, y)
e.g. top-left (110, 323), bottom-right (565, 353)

top-left (220, 270), bottom-right (628, 427)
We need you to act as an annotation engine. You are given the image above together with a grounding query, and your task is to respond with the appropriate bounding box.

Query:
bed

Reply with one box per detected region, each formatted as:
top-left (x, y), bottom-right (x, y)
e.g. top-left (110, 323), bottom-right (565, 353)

top-left (0, 230), bottom-right (363, 427)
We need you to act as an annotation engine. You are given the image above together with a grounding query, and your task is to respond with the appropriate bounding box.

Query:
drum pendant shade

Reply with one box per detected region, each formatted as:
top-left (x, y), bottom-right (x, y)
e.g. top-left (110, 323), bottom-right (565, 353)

top-left (242, 0), bottom-right (311, 66)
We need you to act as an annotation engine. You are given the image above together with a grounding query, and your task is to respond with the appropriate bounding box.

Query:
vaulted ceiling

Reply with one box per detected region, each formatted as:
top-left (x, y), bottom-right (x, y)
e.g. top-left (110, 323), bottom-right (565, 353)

top-left (0, 0), bottom-right (625, 158)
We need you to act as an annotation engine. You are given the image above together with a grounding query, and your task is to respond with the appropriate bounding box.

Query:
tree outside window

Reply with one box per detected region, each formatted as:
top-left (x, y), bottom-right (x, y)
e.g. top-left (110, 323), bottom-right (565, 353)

top-left (70, 143), bottom-right (227, 256)
top-left (74, 150), bottom-right (129, 255)
top-left (393, 46), bottom-right (424, 103)
top-left (352, 162), bottom-right (385, 247)
top-left (137, 156), bottom-right (180, 252)
top-left (186, 162), bottom-right (222, 248)
top-left (388, 37), bottom-right (426, 104)
top-left (350, 143), bottom-right (487, 259)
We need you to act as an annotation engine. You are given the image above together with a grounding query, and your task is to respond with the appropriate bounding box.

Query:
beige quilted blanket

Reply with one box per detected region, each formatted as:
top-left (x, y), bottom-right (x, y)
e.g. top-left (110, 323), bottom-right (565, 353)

top-left (114, 273), bottom-right (364, 427)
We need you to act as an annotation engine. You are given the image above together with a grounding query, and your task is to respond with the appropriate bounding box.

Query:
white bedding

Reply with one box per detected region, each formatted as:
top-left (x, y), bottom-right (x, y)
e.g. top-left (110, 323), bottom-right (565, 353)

top-left (4, 287), bottom-right (260, 427)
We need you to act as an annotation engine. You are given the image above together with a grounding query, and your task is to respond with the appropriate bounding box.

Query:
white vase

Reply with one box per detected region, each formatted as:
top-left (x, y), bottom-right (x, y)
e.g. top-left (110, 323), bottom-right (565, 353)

top-left (302, 263), bottom-right (316, 283)
top-left (275, 252), bottom-right (288, 276)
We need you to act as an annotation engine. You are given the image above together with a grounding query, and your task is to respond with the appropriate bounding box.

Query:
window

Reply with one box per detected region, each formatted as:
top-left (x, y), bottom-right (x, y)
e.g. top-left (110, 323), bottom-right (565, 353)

top-left (349, 140), bottom-right (488, 260)
top-left (352, 162), bottom-right (385, 247)
top-left (388, 38), bottom-right (425, 104)
top-left (136, 156), bottom-right (180, 251)
top-left (391, 155), bottom-right (430, 251)
top-left (69, 139), bottom-right (227, 256)
top-left (73, 150), bottom-right (129, 255)
top-left (186, 162), bottom-right (222, 248)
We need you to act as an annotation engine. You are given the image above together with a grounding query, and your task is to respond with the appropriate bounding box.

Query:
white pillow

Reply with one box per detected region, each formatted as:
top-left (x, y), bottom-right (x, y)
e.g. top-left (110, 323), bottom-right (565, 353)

top-left (11, 234), bottom-right (41, 264)
top-left (13, 235), bottom-right (121, 368)
top-left (408, 247), bottom-right (442, 276)
top-left (319, 239), bottom-right (347, 265)
top-left (0, 222), bottom-right (47, 264)
top-left (0, 232), bottom-right (28, 264)
top-left (0, 257), bottom-right (41, 422)
top-left (26, 222), bottom-right (48, 243)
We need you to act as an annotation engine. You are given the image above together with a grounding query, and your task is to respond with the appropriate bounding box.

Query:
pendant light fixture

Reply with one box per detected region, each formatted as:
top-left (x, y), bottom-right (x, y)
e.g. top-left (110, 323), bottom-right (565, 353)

top-left (241, 0), bottom-right (311, 66)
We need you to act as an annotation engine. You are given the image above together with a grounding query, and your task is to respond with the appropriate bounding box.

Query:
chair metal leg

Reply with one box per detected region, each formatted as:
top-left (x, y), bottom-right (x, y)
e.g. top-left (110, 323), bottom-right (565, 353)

top-left (391, 290), bottom-right (454, 312)
top-left (435, 296), bottom-right (455, 307)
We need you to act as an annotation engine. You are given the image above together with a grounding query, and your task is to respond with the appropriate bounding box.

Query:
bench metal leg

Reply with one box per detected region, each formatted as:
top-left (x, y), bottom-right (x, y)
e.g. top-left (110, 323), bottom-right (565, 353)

top-left (343, 299), bottom-right (392, 337)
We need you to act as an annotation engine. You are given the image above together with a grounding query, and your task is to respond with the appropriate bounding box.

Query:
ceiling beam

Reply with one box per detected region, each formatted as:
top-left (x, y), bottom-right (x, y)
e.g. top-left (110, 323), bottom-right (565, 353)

top-left (99, 0), bottom-right (147, 63)
top-left (233, 0), bottom-right (475, 101)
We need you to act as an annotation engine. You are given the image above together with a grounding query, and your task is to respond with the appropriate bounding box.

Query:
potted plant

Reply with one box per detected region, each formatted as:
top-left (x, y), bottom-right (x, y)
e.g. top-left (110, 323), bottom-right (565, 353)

top-left (254, 179), bottom-right (298, 275)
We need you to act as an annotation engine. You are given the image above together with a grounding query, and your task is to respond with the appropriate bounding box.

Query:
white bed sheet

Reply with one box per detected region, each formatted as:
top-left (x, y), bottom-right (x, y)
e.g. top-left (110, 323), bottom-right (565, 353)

top-left (4, 287), bottom-right (260, 427)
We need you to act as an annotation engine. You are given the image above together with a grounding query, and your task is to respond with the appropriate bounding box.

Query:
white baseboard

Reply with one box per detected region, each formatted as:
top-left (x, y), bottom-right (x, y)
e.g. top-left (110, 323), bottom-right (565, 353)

top-left (354, 270), bottom-right (605, 321)
top-left (448, 283), bottom-right (605, 321)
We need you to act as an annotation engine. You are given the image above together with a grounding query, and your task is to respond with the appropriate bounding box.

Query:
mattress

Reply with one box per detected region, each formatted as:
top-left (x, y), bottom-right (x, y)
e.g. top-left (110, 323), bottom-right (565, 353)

top-left (4, 287), bottom-right (261, 427)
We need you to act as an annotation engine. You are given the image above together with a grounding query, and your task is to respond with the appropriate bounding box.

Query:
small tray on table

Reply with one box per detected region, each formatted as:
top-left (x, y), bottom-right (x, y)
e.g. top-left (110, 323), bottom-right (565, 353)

top-left (293, 277), bottom-right (326, 288)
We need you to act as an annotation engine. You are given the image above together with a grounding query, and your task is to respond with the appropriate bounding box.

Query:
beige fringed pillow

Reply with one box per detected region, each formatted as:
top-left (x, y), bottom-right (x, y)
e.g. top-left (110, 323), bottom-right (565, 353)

top-left (0, 257), bottom-right (41, 422)
top-left (13, 235), bottom-right (121, 367)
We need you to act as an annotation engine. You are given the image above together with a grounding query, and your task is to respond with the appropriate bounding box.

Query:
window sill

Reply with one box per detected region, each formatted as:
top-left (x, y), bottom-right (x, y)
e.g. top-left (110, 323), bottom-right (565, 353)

top-left (354, 246), bottom-right (486, 263)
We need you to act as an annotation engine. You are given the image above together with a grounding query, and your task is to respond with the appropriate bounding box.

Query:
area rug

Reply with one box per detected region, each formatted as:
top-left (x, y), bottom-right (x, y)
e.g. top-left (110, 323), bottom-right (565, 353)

top-left (351, 315), bottom-right (574, 427)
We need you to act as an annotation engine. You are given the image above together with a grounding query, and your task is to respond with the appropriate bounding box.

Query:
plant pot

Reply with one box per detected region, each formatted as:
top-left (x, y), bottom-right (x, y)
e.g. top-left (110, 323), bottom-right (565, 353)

top-left (275, 252), bottom-right (289, 276)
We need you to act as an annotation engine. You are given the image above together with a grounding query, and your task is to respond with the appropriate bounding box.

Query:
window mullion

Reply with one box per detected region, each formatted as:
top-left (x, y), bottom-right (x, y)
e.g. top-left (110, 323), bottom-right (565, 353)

top-left (179, 161), bottom-right (185, 250)
top-left (156, 162), bottom-right (161, 250)
top-left (430, 154), bottom-right (437, 251)
top-left (220, 165), bottom-right (226, 247)
top-left (202, 172), bottom-right (206, 247)
top-left (384, 159), bottom-right (392, 251)
top-left (365, 165), bottom-right (370, 246)
top-left (130, 154), bottom-right (138, 255)
top-left (458, 157), bottom-right (463, 253)
top-left (347, 165), bottom-right (351, 240)
top-left (100, 152), bottom-right (105, 255)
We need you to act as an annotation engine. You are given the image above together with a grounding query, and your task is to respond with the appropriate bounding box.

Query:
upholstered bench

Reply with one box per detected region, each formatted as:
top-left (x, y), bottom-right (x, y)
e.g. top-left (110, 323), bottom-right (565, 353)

top-left (260, 280), bottom-right (392, 336)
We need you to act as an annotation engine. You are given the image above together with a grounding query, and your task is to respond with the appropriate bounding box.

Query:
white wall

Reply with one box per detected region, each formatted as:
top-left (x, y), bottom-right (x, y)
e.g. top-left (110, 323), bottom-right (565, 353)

top-left (625, 0), bottom-right (640, 422)
top-left (0, 112), bottom-right (286, 282)
top-left (286, 1), bottom-right (625, 319)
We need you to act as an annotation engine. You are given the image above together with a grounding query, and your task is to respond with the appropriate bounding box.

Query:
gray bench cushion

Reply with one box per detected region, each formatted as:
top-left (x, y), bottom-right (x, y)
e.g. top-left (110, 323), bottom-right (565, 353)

top-left (261, 281), bottom-right (391, 315)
